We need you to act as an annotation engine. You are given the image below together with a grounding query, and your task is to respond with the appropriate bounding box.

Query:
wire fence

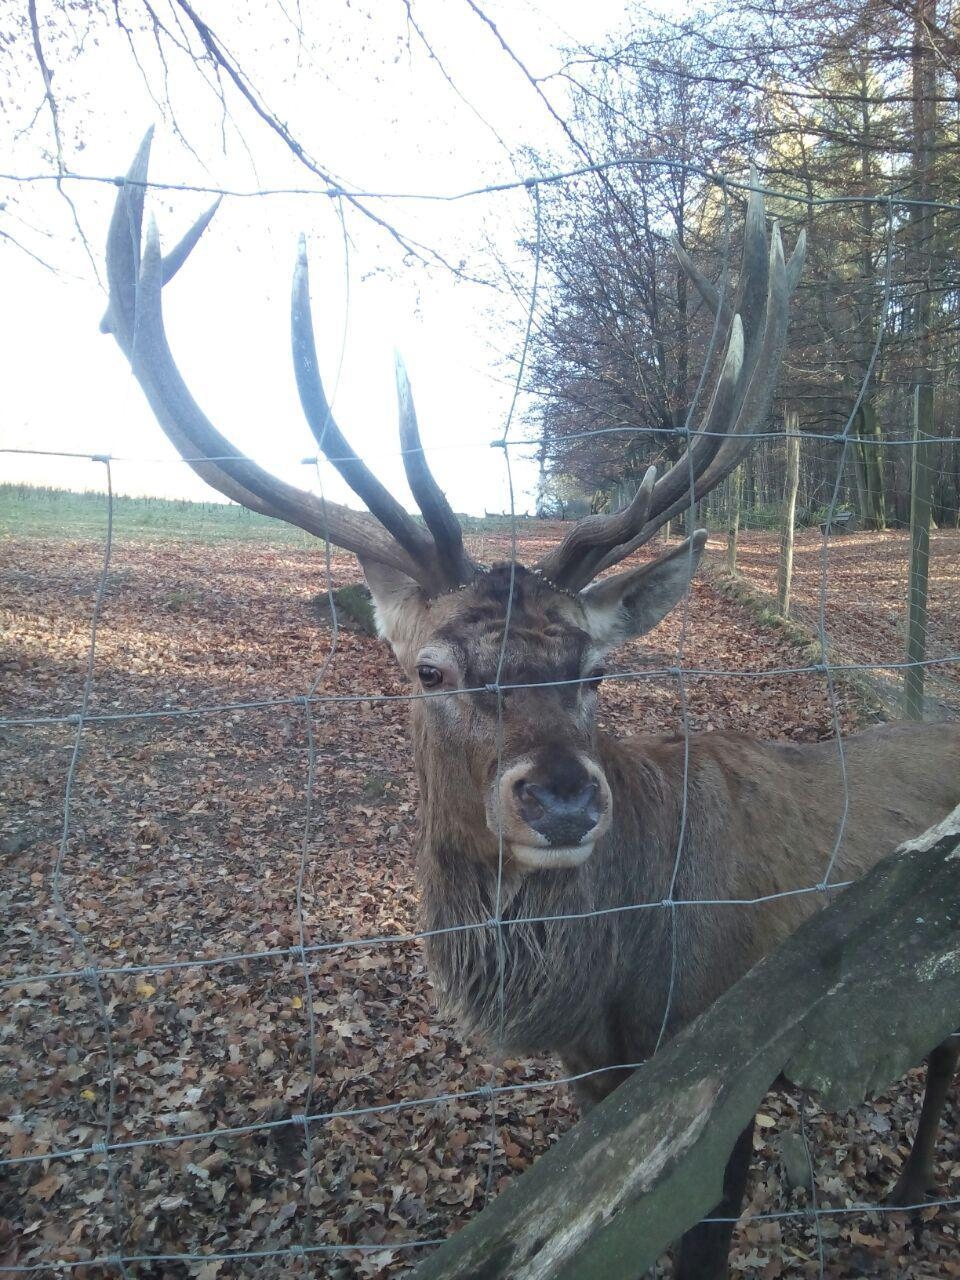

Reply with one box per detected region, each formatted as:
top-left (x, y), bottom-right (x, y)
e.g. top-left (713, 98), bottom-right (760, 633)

top-left (2, 154), bottom-right (960, 1279)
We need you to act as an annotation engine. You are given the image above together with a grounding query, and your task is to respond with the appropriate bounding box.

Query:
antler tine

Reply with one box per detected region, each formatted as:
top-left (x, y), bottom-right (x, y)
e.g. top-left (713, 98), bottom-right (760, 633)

top-left (734, 169), bottom-right (771, 368)
top-left (395, 355), bottom-right (474, 586)
top-left (613, 317), bottom-right (745, 541)
top-left (786, 228), bottom-right (807, 295)
top-left (535, 466), bottom-right (656, 590)
top-left (536, 313), bottom-right (744, 593)
top-left (100, 128), bottom-right (221, 338)
top-left (588, 221), bottom-right (793, 578)
top-left (672, 236), bottom-right (729, 326)
top-left (290, 240), bottom-right (437, 570)
top-left (159, 197), bottom-right (221, 285)
top-left (536, 174), bottom-right (770, 594)
top-left (103, 132), bottom-right (430, 585)
top-left (537, 176), bottom-right (802, 593)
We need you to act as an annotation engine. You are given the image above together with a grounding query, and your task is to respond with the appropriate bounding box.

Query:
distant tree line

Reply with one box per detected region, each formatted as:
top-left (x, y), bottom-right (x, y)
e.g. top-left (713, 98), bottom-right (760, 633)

top-left (525, 0), bottom-right (960, 531)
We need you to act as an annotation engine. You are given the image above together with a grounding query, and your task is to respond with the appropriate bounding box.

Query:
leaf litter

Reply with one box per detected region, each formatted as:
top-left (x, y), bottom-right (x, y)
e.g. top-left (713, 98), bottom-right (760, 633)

top-left (1, 527), bottom-right (957, 1278)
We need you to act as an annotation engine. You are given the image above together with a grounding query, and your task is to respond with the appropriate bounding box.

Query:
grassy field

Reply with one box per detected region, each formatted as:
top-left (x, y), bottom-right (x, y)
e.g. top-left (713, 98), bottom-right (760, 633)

top-left (0, 484), bottom-right (538, 544)
top-left (0, 484), bottom-right (317, 544)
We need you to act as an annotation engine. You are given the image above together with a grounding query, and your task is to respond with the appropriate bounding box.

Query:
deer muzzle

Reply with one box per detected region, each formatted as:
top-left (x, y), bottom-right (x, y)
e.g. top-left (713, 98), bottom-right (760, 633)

top-left (489, 750), bottom-right (613, 870)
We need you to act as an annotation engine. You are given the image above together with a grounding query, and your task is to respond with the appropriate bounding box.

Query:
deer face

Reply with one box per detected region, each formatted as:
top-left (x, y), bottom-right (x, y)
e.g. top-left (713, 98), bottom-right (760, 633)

top-left (363, 534), bottom-right (705, 872)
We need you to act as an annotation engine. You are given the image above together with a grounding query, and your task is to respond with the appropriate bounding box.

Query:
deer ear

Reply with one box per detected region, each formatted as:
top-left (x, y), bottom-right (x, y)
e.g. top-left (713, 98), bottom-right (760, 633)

top-left (360, 558), bottom-right (429, 651)
top-left (579, 531), bottom-right (708, 649)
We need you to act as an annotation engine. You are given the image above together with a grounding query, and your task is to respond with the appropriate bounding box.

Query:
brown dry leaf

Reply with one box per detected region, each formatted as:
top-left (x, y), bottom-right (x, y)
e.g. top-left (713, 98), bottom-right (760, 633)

top-left (28, 1173), bottom-right (64, 1202)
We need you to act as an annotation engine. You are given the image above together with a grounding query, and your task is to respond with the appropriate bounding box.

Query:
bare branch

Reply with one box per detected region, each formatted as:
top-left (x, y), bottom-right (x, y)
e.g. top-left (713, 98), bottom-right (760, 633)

top-left (26, 0), bottom-right (102, 286)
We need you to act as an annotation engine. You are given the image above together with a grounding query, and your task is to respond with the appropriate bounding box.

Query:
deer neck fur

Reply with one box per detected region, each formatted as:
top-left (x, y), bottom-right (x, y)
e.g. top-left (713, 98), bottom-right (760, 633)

top-left (411, 716), bottom-right (960, 1064)
top-left (413, 708), bottom-right (678, 1056)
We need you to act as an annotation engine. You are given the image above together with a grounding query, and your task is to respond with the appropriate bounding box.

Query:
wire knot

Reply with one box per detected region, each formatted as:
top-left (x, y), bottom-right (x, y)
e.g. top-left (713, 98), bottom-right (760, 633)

top-left (82, 965), bottom-right (99, 982)
top-left (92, 1140), bottom-right (109, 1155)
top-left (90, 453), bottom-right (112, 464)
top-left (484, 683), bottom-right (500, 695)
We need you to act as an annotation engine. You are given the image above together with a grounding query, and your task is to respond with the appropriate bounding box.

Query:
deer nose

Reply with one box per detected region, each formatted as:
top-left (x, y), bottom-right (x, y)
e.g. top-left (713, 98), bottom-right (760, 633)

top-left (514, 779), bottom-right (602, 846)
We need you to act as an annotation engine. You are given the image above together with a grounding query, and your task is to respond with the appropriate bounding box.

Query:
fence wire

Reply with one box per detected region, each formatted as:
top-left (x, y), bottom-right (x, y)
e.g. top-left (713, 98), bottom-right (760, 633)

top-left (2, 153), bottom-right (960, 1280)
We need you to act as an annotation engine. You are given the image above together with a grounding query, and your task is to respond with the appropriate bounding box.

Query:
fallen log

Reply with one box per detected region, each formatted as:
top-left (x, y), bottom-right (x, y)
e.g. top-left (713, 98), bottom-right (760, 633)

top-left (413, 806), bottom-right (960, 1280)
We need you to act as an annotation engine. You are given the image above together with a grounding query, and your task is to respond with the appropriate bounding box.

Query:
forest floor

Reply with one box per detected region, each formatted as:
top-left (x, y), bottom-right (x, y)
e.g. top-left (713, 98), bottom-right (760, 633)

top-left (2, 520), bottom-right (958, 1279)
top-left (729, 526), bottom-right (960, 720)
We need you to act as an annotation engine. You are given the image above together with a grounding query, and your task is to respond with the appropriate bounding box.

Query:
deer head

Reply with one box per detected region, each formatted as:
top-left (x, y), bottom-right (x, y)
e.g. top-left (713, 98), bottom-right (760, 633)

top-left (103, 132), bottom-right (804, 874)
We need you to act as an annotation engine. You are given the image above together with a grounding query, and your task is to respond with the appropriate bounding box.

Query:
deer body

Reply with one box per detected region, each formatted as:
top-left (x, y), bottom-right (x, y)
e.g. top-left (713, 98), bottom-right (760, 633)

top-left (420, 716), bottom-right (960, 1100)
top-left (102, 137), bottom-right (960, 1277)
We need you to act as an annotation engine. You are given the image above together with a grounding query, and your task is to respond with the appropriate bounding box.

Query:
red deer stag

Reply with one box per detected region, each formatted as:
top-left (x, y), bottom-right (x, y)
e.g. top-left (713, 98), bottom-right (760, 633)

top-left (103, 134), bottom-right (960, 1279)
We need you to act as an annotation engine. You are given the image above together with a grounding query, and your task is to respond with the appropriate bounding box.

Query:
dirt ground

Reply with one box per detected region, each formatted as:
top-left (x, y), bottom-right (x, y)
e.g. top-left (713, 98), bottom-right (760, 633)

top-left (1, 526), bottom-right (958, 1279)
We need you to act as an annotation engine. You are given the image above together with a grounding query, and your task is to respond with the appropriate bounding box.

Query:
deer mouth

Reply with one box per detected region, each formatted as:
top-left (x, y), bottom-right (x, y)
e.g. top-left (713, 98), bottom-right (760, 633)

top-left (487, 752), bottom-right (612, 871)
top-left (510, 842), bottom-right (598, 870)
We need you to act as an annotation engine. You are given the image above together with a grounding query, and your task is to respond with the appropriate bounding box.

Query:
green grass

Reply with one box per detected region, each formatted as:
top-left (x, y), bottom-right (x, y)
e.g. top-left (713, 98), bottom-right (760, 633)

top-left (0, 484), bottom-right (545, 545)
top-left (1, 485), bottom-right (319, 545)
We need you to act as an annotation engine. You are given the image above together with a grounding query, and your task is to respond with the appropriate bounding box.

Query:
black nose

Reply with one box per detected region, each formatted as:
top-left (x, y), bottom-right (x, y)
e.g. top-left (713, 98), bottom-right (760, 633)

top-left (515, 779), bottom-right (602, 846)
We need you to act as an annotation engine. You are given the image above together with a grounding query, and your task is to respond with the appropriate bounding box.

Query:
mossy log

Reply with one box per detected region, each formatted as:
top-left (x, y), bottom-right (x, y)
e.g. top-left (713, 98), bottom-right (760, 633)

top-left (413, 807), bottom-right (960, 1280)
top-left (312, 583), bottom-right (378, 635)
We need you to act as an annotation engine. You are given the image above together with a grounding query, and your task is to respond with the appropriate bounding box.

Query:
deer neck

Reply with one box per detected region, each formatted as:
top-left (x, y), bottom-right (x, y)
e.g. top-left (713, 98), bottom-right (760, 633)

top-left (409, 712), bottom-right (676, 1053)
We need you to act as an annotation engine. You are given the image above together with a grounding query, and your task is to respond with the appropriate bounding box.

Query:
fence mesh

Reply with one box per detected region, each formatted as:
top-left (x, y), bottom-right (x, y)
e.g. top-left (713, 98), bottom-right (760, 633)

top-left (2, 154), bottom-right (960, 1279)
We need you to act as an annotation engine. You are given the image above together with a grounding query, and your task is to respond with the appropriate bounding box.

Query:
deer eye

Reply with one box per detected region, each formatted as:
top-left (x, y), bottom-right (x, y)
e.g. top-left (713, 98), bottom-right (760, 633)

top-left (417, 664), bottom-right (444, 690)
top-left (584, 667), bottom-right (605, 688)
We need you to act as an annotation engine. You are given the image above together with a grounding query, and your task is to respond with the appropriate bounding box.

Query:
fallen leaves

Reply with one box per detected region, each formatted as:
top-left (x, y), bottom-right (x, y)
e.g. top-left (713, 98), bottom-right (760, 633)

top-left (1, 527), bottom-right (957, 1278)
top-left (731, 528), bottom-right (960, 718)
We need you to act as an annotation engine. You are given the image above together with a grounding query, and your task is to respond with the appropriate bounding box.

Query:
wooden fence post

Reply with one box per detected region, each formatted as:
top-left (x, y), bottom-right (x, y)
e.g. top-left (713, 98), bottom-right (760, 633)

top-left (904, 386), bottom-right (934, 720)
top-left (726, 466), bottom-right (742, 571)
top-left (777, 412), bottom-right (801, 616)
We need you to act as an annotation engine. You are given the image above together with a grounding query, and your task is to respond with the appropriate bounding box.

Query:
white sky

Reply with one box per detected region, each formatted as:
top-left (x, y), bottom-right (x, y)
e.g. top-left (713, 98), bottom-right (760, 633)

top-left (1, 0), bottom-right (654, 516)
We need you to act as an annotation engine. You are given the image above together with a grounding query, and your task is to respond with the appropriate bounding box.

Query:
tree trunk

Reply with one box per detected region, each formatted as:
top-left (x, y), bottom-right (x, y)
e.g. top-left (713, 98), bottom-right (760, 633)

top-left (777, 415), bottom-right (801, 616)
top-left (852, 435), bottom-right (870, 526)
top-left (903, 0), bottom-right (938, 722)
top-left (863, 401), bottom-right (886, 531)
top-left (854, 402), bottom-right (886, 531)
top-left (852, 73), bottom-right (887, 535)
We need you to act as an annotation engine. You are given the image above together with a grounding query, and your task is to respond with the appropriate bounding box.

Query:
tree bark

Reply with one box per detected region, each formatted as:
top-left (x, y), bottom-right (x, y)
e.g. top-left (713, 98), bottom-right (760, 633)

top-left (859, 401), bottom-right (886, 531)
top-left (905, 388), bottom-right (935, 720)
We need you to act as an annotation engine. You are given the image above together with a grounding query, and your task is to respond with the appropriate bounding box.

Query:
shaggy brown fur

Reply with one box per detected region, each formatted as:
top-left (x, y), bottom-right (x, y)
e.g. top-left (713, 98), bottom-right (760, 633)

top-left (422, 721), bottom-right (960, 1101)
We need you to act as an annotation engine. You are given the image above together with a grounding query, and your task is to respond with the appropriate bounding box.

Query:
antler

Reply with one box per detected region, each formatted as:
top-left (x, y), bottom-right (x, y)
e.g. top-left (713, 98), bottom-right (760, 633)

top-left (535, 174), bottom-right (806, 593)
top-left (102, 130), bottom-right (477, 592)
